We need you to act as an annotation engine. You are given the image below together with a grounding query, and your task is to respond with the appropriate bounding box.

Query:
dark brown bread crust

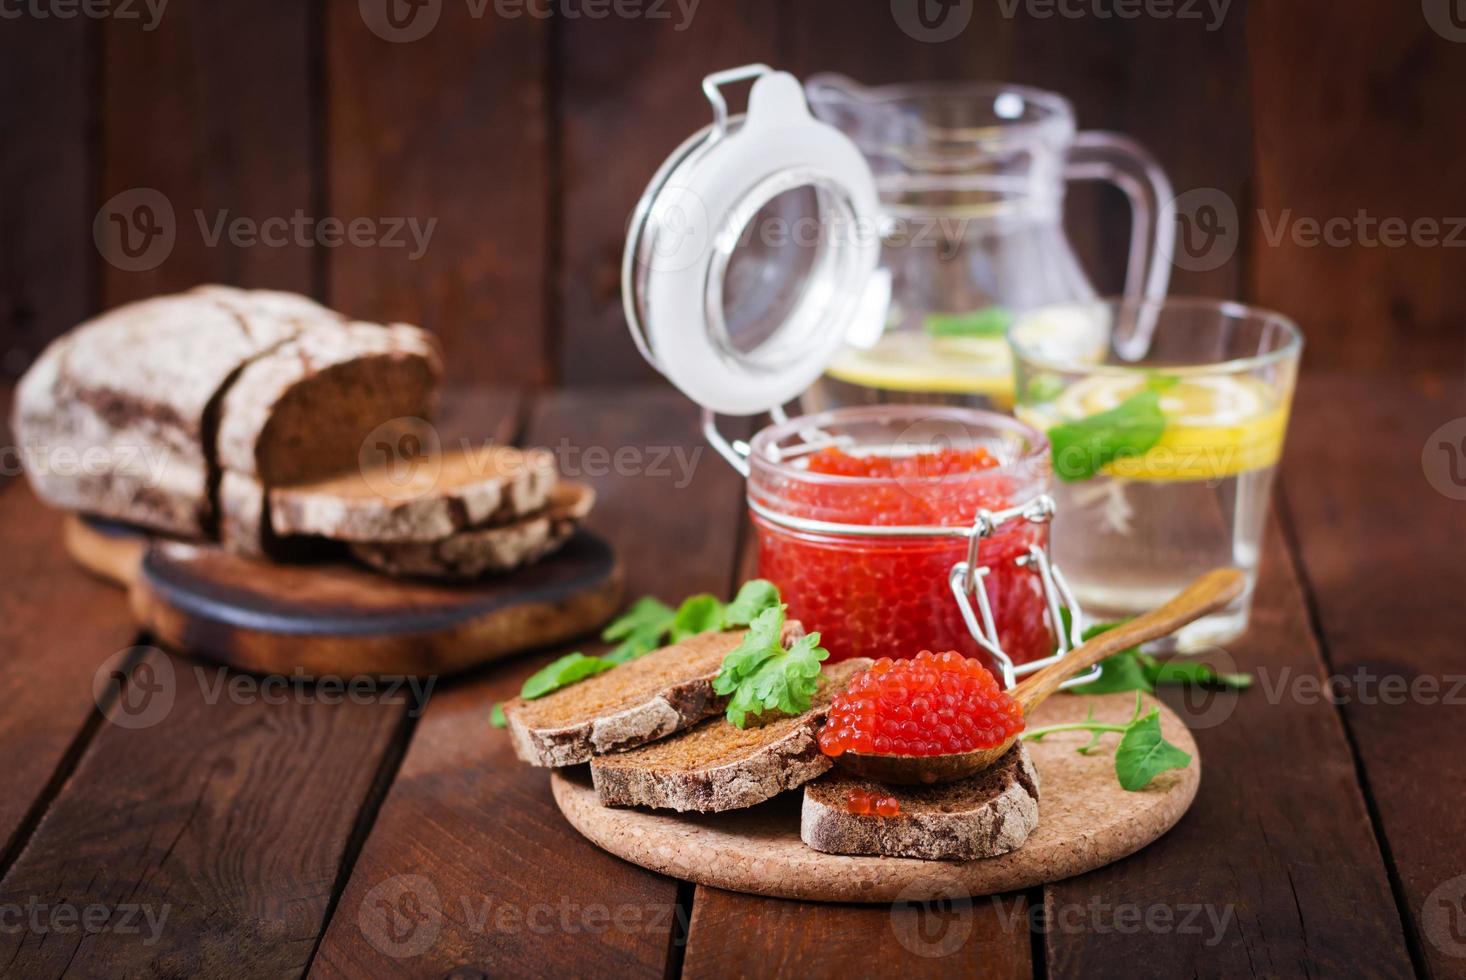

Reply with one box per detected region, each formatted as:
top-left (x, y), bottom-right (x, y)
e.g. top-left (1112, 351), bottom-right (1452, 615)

top-left (800, 743), bottom-right (1041, 861)
top-left (590, 659), bottom-right (871, 813)
top-left (503, 622), bottom-right (807, 768)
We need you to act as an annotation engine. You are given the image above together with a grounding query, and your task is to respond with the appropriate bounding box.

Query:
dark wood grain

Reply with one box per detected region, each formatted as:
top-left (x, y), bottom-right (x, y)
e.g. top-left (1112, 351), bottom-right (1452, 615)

top-left (1041, 514), bottom-right (1415, 978)
top-left (311, 386), bottom-right (748, 977)
top-left (0, 390), bottom-right (522, 977)
top-left (0, 483), bottom-right (138, 864)
top-left (99, 0), bottom-right (315, 304)
top-left (1282, 371), bottom-right (1466, 979)
top-left (326, 3), bottom-right (550, 385)
top-left (1248, 1), bottom-right (1466, 371)
top-left (556, 1), bottom-right (779, 384)
top-left (0, 14), bottom-right (92, 381)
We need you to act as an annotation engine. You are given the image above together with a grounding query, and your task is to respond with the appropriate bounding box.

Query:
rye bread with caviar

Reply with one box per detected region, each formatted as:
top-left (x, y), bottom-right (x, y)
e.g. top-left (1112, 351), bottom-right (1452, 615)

top-left (504, 621), bottom-right (806, 768)
top-left (800, 742), bottom-right (1041, 861)
top-left (348, 480), bottom-right (593, 578)
top-left (590, 658), bottom-right (872, 813)
top-left (270, 443), bottom-right (557, 544)
top-left (11, 286), bottom-right (334, 537)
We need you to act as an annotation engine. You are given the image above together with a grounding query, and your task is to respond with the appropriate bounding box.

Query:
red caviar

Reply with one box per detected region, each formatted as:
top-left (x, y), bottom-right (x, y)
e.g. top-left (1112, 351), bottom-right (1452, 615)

top-left (752, 441), bottom-right (1055, 669)
top-left (818, 651), bottom-right (1025, 758)
top-left (846, 788), bottom-right (901, 817)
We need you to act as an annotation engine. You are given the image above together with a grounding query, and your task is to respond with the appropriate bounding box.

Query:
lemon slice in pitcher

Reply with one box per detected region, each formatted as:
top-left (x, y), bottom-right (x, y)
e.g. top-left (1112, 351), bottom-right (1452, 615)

top-left (825, 333), bottom-right (1016, 405)
top-left (1053, 374), bottom-right (1289, 481)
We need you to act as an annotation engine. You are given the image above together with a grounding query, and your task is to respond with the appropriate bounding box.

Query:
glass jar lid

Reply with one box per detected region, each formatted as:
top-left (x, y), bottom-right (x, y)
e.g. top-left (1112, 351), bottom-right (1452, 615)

top-left (621, 65), bottom-right (885, 417)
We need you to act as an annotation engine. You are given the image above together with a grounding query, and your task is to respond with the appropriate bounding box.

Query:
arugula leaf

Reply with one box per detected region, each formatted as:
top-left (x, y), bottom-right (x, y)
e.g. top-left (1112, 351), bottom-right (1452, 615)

top-left (924, 306), bottom-right (1012, 338)
top-left (1115, 706), bottom-right (1193, 790)
top-left (670, 594), bottom-right (726, 643)
top-left (1048, 389), bottom-right (1166, 482)
top-left (520, 652), bottom-right (615, 700)
top-left (713, 605), bottom-right (829, 728)
top-left (489, 702), bottom-right (506, 728)
top-left (1147, 659), bottom-right (1253, 689)
top-left (723, 579), bottom-right (781, 627)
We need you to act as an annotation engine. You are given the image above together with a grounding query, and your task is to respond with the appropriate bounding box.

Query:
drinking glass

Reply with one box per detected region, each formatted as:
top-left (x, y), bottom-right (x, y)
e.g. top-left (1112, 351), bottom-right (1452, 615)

top-left (1008, 298), bottom-right (1302, 650)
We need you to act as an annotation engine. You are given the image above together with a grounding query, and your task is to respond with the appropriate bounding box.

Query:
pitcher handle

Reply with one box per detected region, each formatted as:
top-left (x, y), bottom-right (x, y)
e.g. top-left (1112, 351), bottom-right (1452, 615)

top-left (1065, 132), bottom-right (1176, 309)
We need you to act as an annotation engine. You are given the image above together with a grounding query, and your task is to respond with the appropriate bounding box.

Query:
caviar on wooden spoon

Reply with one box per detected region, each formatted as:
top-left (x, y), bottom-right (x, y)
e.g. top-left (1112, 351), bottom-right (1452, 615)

top-left (821, 567), bottom-right (1246, 785)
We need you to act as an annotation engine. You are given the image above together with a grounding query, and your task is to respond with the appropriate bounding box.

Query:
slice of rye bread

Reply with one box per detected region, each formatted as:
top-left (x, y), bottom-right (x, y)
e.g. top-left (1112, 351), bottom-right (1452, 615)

top-left (215, 319), bottom-right (444, 488)
top-left (11, 286), bottom-right (335, 537)
top-left (590, 658), bottom-right (873, 813)
top-left (503, 621), bottom-right (807, 768)
top-left (800, 742), bottom-right (1041, 861)
top-left (269, 444), bottom-right (558, 544)
top-left (347, 481), bottom-right (594, 579)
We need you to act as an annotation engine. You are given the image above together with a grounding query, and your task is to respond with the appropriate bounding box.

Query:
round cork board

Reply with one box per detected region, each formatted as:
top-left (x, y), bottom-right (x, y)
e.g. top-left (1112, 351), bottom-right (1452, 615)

top-left (551, 692), bottom-right (1199, 903)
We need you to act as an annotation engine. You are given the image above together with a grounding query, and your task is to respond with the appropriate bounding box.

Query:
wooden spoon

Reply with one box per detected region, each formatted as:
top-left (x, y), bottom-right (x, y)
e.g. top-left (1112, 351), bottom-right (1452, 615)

top-left (834, 567), bottom-right (1247, 785)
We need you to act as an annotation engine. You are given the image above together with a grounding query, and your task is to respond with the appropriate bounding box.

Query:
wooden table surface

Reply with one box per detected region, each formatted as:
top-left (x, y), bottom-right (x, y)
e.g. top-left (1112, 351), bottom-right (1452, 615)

top-left (1, 371), bottom-right (1462, 979)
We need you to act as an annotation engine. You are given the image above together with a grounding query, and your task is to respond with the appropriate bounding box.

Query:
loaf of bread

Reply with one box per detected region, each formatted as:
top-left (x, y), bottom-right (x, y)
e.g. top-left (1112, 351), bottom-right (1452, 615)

top-left (11, 286), bottom-right (334, 536)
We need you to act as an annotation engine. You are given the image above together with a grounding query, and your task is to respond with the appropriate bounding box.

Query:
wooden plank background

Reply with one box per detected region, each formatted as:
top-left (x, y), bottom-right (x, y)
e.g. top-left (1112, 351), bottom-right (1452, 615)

top-left (4, 0), bottom-right (1462, 386)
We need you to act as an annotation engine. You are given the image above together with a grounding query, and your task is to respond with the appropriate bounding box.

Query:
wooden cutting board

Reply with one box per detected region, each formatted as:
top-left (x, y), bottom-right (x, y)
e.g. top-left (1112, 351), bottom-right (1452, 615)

top-left (551, 692), bottom-right (1198, 903)
top-left (64, 514), bottom-right (623, 678)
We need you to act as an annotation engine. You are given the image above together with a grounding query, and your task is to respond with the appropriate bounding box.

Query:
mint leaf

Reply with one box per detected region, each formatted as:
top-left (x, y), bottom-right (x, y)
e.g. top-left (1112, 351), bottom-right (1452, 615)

top-left (521, 652), bottom-right (615, 700)
top-left (1048, 389), bottom-right (1166, 482)
top-left (1114, 708), bottom-right (1193, 790)
top-left (489, 702), bottom-right (506, 728)
top-left (924, 306), bottom-right (1012, 338)
top-left (723, 579), bottom-right (781, 627)
top-left (670, 594), bottom-right (725, 642)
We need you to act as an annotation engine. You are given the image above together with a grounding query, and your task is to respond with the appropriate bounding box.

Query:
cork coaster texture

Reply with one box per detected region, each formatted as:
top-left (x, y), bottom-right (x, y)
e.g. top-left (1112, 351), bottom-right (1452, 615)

top-left (551, 692), bottom-right (1200, 903)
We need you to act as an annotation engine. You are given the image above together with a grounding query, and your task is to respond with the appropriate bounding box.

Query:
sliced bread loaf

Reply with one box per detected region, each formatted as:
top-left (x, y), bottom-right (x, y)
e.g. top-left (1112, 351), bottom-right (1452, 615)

top-left (590, 658), bottom-right (872, 813)
top-left (11, 285), bottom-right (332, 536)
top-left (347, 480), bottom-right (593, 578)
top-left (270, 444), bottom-right (558, 544)
top-left (504, 622), bottom-right (805, 768)
top-left (215, 320), bottom-right (443, 487)
top-left (800, 743), bottom-right (1041, 861)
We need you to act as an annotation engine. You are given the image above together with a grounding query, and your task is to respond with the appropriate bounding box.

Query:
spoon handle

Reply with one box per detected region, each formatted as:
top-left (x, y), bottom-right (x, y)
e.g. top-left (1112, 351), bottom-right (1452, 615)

top-left (1012, 567), bottom-right (1247, 715)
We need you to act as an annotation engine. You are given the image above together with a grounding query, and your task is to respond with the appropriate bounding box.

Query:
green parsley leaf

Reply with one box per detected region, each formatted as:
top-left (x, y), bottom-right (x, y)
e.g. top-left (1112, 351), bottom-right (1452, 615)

top-left (1048, 389), bottom-right (1166, 482)
top-left (1114, 707), bottom-right (1193, 790)
top-left (723, 579), bottom-right (781, 627)
top-left (520, 652), bottom-right (615, 700)
top-left (1147, 659), bottom-right (1253, 689)
top-left (602, 596), bottom-right (675, 642)
top-left (713, 606), bottom-right (829, 728)
top-left (670, 594), bottom-right (726, 643)
top-left (1064, 619), bottom-right (1152, 695)
top-left (924, 306), bottom-right (1012, 338)
top-left (489, 702), bottom-right (506, 728)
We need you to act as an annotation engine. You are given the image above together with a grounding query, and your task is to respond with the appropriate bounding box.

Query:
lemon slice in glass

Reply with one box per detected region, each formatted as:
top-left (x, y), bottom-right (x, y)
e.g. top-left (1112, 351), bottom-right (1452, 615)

top-left (1050, 374), bottom-right (1289, 481)
top-left (825, 333), bottom-right (1016, 405)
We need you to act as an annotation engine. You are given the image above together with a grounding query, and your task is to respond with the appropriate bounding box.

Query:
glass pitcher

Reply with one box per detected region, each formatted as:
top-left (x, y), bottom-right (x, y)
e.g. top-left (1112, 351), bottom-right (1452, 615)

top-left (799, 75), bottom-right (1175, 414)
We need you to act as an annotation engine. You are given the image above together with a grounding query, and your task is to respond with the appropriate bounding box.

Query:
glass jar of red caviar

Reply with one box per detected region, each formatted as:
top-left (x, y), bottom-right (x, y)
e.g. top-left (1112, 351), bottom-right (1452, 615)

top-left (620, 65), bottom-right (1098, 690)
top-left (747, 406), bottom-right (1060, 673)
